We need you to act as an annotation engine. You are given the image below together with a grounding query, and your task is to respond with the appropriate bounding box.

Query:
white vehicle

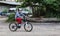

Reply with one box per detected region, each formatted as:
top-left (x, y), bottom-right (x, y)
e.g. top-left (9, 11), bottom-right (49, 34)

top-left (6, 9), bottom-right (15, 16)
top-left (9, 7), bottom-right (32, 17)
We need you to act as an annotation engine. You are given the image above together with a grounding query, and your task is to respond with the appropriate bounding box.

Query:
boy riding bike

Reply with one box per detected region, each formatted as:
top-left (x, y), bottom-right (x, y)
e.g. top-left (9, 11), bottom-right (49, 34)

top-left (15, 9), bottom-right (25, 28)
top-left (9, 8), bottom-right (33, 32)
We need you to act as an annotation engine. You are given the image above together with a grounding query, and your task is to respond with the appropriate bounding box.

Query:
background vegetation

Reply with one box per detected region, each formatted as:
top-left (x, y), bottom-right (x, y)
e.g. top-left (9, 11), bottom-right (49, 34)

top-left (17, 0), bottom-right (60, 18)
top-left (7, 0), bottom-right (60, 22)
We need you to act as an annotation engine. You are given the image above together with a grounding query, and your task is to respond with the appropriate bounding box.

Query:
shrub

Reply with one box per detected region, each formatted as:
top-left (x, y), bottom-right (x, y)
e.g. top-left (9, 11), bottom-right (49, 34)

top-left (6, 14), bottom-right (15, 22)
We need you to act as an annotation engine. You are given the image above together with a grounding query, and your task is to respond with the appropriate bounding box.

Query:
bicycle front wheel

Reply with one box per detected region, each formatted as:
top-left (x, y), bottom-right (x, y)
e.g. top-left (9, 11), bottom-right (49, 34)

top-left (24, 22), bottom-right (33, 32)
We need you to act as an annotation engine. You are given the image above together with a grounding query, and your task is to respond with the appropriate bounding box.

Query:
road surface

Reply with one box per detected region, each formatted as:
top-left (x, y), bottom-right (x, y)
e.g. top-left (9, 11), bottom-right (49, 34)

top-left (0, 17), bottom-right (60, 36)
top-left (0, 20), bottom-right (60, 36)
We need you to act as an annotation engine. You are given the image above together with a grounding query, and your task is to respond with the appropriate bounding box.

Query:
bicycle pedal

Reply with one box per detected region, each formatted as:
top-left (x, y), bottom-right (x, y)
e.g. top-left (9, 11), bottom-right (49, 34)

top-left (17, 26), bottom-right (21, 28)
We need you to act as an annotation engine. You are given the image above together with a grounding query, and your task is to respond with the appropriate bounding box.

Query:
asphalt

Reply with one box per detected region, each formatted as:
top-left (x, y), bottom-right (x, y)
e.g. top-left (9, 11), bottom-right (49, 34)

top-left (0, 22), bottom-right (60, 36)
top-left (0, 16), bottom-right (60, 36)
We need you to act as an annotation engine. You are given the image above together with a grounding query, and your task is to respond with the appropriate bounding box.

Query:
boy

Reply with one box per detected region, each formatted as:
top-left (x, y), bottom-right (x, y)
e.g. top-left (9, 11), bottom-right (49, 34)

top-left (15, 9), bottom-right (25, 28)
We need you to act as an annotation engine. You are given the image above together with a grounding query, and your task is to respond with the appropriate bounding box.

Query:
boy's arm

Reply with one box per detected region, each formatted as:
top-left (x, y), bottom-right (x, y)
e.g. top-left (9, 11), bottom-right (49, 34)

top-left (15, 12), bottom-right (20, 19)
top-left (21, 13), bottom-right (25, 17)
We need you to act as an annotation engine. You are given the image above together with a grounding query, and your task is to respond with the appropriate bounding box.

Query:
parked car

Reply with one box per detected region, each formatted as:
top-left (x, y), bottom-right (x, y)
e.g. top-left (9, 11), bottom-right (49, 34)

top-left (8, 8), bottom-right (33, 17)
top-left (6, 12), bottom-right (15, 16)
top-left (0, 12), bottom-right (14, 16)
top-left (18, 9), bottom-right (32, 17)
top-left (0, 12), bottom-right (7, 16)
top-left (0, 12), bottom-right (2, 15)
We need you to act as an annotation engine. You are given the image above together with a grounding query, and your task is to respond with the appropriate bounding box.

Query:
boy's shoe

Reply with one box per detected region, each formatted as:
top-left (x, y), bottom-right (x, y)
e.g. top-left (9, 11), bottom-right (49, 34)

top-left (17, 26), bottom-right (21, 28)
top-left (17, 24), bottom-right (21, 28)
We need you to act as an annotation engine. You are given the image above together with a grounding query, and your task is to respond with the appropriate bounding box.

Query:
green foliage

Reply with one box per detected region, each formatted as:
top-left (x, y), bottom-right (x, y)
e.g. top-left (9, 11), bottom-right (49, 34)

top-left (17, 0), bottom-right (60, 18)
top-left (16, 0), bottom-right (24, 2)
top-left (45, 0), bottom-right (56, 4)
top-left (6, 14), bottom-right (15, 22)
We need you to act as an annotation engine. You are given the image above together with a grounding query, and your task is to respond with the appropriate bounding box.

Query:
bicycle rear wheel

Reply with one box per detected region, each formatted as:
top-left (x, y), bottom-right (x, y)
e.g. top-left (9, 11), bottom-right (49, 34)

top-left (9, 23), bottom-right (17, 32)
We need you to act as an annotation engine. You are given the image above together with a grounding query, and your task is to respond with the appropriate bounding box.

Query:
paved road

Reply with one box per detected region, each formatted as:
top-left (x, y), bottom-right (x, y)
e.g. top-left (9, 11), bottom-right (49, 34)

top-left (0, 17), bottom-right (60, 36)
top-left (0, 21), bottom-right (60, 36)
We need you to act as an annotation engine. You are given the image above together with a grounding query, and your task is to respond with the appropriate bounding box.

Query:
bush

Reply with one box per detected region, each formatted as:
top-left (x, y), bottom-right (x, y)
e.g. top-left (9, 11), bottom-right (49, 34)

top-left (6, 14), bottom-right (15, 22)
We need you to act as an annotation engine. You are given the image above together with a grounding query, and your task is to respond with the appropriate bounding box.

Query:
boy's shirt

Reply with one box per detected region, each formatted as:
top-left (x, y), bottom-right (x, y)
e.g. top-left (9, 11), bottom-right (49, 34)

top-left (15, 11), bottom-right (25, 19)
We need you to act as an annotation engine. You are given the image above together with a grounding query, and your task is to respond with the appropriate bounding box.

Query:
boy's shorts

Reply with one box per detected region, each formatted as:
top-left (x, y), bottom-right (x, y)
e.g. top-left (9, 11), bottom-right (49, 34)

top-left (16, 17), bottom-right (22, 24)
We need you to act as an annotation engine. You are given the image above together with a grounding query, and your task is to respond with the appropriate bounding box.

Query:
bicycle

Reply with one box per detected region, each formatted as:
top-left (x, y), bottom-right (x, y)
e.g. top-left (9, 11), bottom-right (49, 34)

top-left (9, 16), bottom-right (33, 32)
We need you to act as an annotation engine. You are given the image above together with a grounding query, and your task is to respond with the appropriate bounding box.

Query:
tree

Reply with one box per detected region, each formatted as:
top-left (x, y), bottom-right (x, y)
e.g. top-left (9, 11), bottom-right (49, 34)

top-left (17, 0), bottom-right (60, 18)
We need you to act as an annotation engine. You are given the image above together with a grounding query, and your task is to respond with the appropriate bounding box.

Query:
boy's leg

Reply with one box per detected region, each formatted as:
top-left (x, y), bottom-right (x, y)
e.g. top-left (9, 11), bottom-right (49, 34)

top-left (16, 18), bottom-right (22, 24)
top-left (16, 18), bottom-right (22, 28)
